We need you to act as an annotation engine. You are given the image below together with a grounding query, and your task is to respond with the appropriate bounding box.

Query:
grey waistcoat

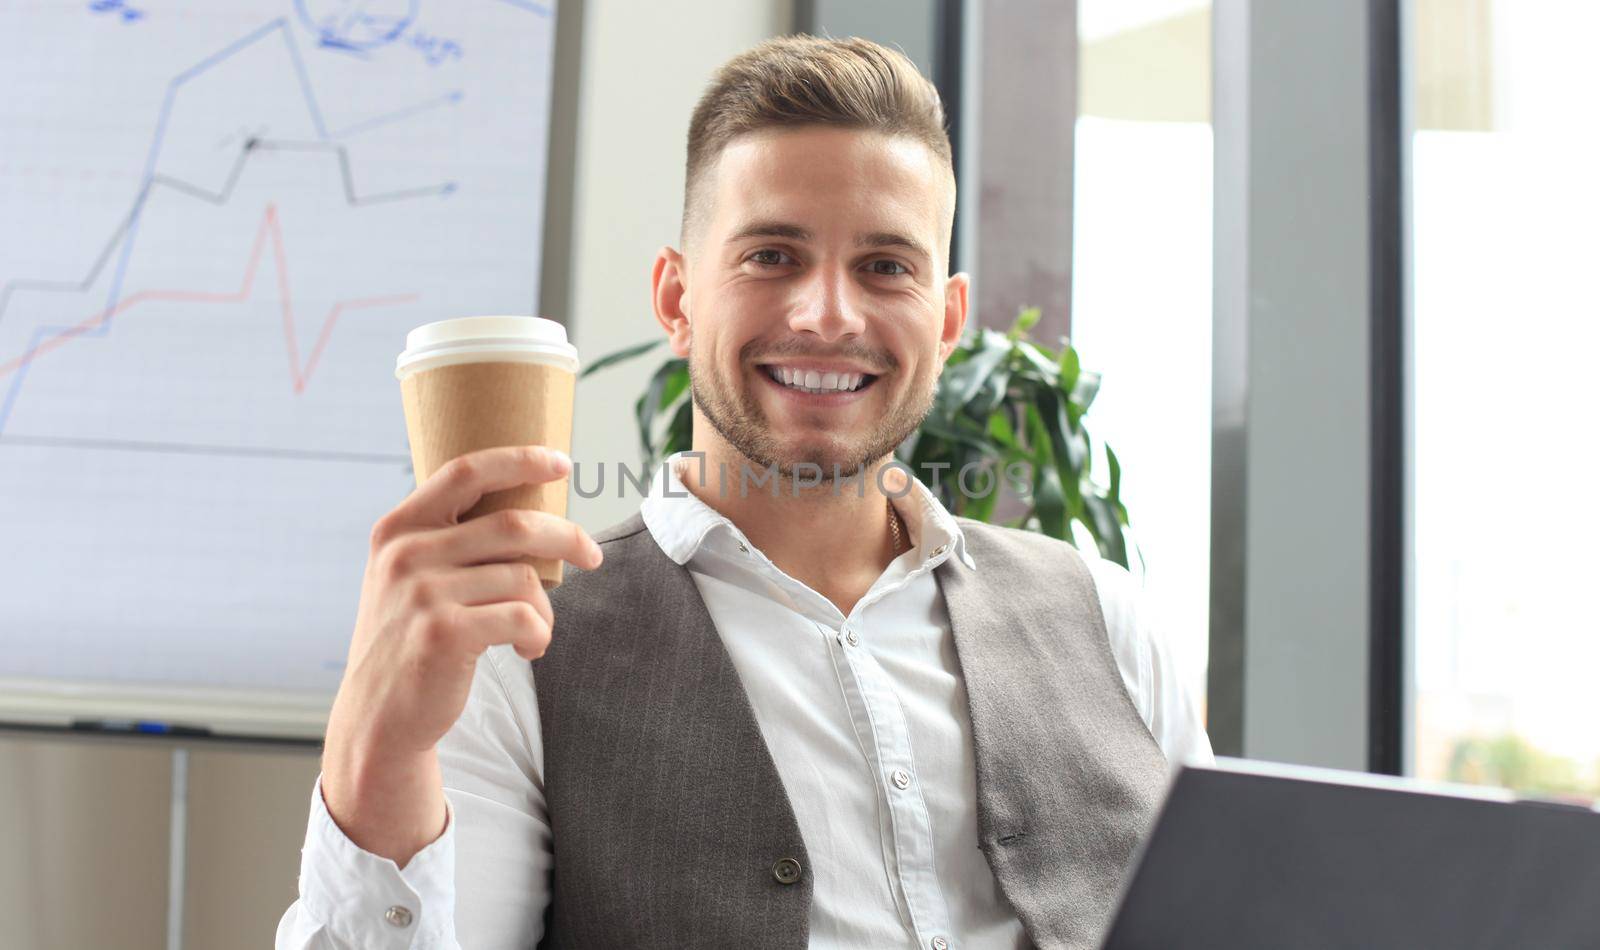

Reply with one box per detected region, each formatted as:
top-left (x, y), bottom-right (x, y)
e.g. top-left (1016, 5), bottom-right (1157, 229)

top-left (532, 511), bottom-right (1169, 949)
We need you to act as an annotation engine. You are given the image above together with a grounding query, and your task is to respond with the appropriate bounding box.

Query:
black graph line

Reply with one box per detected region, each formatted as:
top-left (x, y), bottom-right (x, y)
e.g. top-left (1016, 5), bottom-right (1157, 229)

top-left (255, 140), bottom-right (460, 205)
top-left (0, 137), bottom-right (455, 330)
top-left (0, 432), bottom-right (411, 466)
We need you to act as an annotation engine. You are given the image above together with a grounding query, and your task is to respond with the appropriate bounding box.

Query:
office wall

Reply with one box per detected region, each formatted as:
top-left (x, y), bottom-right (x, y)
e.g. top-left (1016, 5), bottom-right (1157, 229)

top-left (0, 2), bottom-right (791, 947)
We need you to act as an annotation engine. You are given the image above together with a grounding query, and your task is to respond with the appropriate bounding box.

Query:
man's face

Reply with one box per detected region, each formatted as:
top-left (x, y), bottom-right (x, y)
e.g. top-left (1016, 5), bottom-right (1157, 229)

top-left (657, 126), bottom-right (968, 482)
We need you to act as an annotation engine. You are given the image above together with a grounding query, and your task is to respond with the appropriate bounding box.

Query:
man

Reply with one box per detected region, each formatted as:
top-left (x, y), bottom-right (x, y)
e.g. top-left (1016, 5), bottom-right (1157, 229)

top-left (277, 34), bottom-right (1210, 950)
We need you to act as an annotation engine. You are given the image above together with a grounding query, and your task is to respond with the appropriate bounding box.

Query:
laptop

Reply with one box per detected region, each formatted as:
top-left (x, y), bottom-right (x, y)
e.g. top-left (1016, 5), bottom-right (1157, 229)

top-left (1098, 756), bottom-right (1600, 949)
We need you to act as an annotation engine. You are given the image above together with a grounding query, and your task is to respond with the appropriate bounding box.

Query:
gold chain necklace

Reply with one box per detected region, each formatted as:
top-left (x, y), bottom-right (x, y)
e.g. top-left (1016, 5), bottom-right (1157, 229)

top-left (887, 496), bottom-right (906, 556)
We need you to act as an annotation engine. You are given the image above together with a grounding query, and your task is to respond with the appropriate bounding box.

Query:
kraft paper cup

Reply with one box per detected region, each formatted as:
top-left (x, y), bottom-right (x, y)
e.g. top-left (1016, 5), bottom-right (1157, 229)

top-left (396, 316), bottom-right (579, 588)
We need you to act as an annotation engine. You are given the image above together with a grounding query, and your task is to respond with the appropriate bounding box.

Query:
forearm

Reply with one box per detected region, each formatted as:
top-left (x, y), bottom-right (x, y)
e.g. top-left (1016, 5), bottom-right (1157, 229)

top-left (320, 727), bottom-right (449, 869)
top-left (285, 647), bottom-right (548, 950)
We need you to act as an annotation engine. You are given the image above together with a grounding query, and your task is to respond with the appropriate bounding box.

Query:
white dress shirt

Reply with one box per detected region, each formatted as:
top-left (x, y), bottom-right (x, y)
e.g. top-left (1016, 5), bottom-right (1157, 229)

top-left (277, 452), bottom-right (1213, 950)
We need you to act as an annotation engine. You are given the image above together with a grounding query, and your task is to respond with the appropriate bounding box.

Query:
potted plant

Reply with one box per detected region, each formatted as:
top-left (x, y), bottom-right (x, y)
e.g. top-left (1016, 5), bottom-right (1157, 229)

top-left (581, 307), bottom-right (1139, 571)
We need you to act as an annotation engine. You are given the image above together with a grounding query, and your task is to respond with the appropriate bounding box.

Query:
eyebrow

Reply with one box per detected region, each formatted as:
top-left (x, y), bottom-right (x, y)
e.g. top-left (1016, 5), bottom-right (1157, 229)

top-left (726, 220), bottom-right (932, 264)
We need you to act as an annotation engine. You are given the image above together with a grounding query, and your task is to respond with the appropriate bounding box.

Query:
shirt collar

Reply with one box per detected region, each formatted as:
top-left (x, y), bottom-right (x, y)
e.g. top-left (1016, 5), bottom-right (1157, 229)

top-left (639, 451), bottom-right (977, 572)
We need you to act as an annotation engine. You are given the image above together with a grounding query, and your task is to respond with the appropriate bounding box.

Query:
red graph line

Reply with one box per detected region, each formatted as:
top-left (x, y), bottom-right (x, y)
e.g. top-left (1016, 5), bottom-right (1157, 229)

top-left (0, 203), bottom-right (418, 394)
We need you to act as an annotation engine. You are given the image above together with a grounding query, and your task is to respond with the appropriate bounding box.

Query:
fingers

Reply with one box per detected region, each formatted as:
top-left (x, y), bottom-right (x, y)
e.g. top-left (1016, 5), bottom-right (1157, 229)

top-left (394, 507), bottom-right (603, 576)
top-left (455, 600), bottom-right (553, 660)
top-left (429, 561), bottom-right (554, 630)
top-left (390, 445), bottom-right (573, 531)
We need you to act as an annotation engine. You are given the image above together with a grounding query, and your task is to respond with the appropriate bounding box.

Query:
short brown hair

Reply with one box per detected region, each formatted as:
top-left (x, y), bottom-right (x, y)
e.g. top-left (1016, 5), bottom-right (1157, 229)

top-left (681, 34), bottom-right (955, 258)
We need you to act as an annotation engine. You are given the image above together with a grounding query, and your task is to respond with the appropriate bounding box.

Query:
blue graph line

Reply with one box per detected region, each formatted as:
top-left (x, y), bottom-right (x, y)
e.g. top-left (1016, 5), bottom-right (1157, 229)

top-left (334, 89), bottom-right (463, 138)
top-left (2, 18), bottom-right (332, 434)
top-left (497, 0), bottom-right (552, 16)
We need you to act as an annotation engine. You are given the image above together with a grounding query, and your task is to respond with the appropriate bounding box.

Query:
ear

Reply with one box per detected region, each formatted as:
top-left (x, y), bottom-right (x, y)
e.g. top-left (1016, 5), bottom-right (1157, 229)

top-left (939, 271), bottom-right (970, 363)
top-left (652, 246), bottom-right (692, 358)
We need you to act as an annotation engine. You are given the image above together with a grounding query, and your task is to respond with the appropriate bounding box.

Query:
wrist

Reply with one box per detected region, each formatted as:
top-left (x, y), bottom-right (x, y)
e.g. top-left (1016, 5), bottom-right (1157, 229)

top-left (321, 735), bottom-right (447, 868)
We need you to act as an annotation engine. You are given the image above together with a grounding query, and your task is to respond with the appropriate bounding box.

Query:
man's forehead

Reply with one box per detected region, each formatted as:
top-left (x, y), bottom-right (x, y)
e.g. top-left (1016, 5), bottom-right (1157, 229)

top-left (715, 129), bottom-right (941, 200)
top-left (716, 133), bottom-right (945, 219)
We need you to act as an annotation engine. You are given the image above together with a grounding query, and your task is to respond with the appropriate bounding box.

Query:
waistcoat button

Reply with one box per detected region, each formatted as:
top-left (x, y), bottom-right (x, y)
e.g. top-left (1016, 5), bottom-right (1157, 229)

top-left (772, 856), bottom-right (802, 885)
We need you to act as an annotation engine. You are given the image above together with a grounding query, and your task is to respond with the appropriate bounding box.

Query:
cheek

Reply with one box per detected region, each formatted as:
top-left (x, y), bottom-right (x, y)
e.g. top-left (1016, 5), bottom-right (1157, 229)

top-left (721, 280), bottom-right (795, 324)
top-left (705, 288), bottom-right (782, 357)
top-left (880, 309), bottom-right (943, 366)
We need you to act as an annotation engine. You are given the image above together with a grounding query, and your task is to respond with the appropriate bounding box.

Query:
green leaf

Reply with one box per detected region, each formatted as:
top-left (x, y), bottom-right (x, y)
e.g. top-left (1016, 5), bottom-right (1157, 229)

top-left (1032, 462), bottom-right (1068, 539)
top-left (1071, 369), bottom-right (1102, 412)
top-left (938, 335), bottom-right (1010, 412)
top-left (1022, 401), bottom-right (1050, 465)
top-left (962, 461), bottom-right (1003, 522)
top-left (921, 413), bottom-right (998, 457)
top-left (658, 359), bottom-right (690, 409)
top-left (636, 359), bottom-right (681, 464)
top-left (1082, 494), bottom-right (1129, 568)
top-left (1106, 443), bottom-right (1123, 509)
top-left (971, 366), bottom-right (1013, 416)
top-left (664, 398), bottom-right (693, 458)
top-left (1015, 341), bottom-right (1061, 384)
top-left (1035, 388), bottom-right (1086, 511)
top-left (986, 409), bottom-right (1018, 449)
top-left (1057, 343), bottom-right (1081, 396)
top-left (1005, 306), bottom-right (1041, 342)
top-left (632, 389), bottom-right (654, 467)
top-left (581, 338), bottom-right (665, 379)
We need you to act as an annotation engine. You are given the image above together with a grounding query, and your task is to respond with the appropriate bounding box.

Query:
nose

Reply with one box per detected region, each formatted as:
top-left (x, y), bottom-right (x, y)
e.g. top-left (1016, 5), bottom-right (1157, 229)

top-left (786, 265), bottom-right (867, 342)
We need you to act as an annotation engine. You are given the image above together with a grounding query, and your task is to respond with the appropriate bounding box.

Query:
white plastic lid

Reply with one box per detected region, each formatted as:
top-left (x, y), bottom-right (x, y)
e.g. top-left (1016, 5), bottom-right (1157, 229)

top-left (395, 315), bottom-right (580, 379)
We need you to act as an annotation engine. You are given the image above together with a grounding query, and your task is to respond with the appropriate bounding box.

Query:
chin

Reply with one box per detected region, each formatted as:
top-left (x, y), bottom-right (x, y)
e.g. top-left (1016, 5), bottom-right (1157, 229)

top-left (775, 444), bottom-right (871, 479)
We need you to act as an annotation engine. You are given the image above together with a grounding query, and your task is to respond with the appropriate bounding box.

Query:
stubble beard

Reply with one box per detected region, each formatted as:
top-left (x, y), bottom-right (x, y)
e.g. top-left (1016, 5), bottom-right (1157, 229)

top-left (688, 343), bottom-right (936, 487)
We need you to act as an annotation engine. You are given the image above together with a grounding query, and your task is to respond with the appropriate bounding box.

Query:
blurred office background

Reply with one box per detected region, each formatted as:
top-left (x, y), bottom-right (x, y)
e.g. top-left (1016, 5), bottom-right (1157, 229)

top-left (1, 0), bottom-right (1594, 946)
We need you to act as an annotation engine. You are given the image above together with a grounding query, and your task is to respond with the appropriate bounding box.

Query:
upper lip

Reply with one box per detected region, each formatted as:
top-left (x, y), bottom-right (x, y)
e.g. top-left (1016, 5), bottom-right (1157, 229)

top-left (758, 360), bottom-right (880, 376)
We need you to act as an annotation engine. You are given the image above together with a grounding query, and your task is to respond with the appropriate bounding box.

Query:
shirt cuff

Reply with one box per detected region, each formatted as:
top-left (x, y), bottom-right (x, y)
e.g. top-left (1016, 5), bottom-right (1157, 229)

top-left (298, 771), bottom-right (457, 949)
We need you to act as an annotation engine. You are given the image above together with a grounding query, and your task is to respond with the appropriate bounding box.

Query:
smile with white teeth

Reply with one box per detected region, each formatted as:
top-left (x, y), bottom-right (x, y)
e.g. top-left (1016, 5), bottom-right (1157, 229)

top-left (764, 365), bottom-right (872, 394)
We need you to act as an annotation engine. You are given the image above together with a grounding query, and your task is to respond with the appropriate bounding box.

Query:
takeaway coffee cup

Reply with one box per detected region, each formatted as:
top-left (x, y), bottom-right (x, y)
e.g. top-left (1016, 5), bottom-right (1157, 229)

top-left (395, 315), bottom-right (579, 588)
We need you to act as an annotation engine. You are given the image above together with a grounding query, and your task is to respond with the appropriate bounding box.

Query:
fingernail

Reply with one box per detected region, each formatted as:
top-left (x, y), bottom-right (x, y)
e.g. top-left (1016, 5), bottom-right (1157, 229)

top-left (548, 448), bottom-right (572, 472)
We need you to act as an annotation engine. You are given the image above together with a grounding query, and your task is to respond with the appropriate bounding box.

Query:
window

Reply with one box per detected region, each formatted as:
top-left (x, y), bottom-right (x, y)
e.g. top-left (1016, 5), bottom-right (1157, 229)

top-left (1071, 0), bottom-right (1213, 707)
top-left (1409, 0), bottom-right (1600, 797)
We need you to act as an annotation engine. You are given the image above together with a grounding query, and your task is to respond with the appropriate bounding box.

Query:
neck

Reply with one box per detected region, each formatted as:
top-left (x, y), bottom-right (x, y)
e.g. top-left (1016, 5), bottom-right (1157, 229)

top-left (674, 445), bottom-right (910, 613)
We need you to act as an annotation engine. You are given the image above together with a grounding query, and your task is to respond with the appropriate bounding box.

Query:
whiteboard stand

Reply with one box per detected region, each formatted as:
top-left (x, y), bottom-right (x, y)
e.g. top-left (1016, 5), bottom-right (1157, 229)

top-left (167, 746), bottom-right (189, 950)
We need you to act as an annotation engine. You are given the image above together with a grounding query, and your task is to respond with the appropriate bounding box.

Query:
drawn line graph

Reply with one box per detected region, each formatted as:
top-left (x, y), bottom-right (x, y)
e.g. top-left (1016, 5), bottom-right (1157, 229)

top-left (0, 16), bottom-right (456, 436)
top-left (0, 204), bottom-right (417, 398)
top-left (0, 137), bottom-right (450, 330)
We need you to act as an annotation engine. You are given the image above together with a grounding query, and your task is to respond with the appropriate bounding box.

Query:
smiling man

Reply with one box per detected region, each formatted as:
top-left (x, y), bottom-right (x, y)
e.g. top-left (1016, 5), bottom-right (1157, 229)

top-left (278, 35), bottom-right (1210, 950)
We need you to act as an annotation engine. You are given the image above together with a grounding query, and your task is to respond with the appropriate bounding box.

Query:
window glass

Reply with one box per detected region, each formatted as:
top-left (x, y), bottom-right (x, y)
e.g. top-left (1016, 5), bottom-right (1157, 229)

top-left (1410, 0), bottom-right (1600, 797)
top-left (1072, 0), bottom-right (1214, 706)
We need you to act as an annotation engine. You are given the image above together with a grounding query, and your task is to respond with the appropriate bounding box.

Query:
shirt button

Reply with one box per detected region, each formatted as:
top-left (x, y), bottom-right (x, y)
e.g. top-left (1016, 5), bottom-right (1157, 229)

top-left (772, 856), bottom-right (803, 885)
top-left (846, 630), bottom-right (859, 647)
top-left (932, 937), bottom-right (950, 950)
top-left (891, 768), bottom-right (912, 789)
top-left (384, 905), bottom-right (413, 928)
